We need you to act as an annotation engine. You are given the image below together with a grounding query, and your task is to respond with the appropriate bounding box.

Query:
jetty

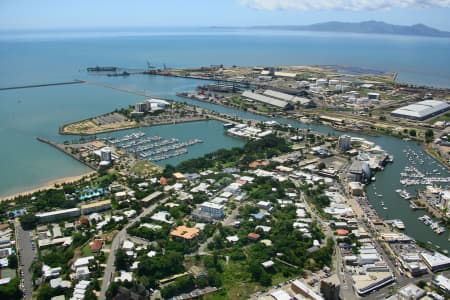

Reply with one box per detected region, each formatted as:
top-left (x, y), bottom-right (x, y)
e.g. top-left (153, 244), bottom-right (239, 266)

top-left (0, 80), bottom-right (85, 91)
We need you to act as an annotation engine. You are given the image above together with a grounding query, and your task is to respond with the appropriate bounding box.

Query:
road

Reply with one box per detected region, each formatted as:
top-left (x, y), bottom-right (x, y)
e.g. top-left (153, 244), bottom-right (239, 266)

top-left (99, 197), bottom-right (168, 300)
top-left (15, 220), bottom-right (35, 300)
top-left (293, 182), bottom-right (355, 300)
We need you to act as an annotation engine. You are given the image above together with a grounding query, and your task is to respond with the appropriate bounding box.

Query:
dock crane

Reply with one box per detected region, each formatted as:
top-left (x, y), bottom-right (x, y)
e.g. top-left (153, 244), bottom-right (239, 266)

top-left (146, 61), bottom-right (156, 71)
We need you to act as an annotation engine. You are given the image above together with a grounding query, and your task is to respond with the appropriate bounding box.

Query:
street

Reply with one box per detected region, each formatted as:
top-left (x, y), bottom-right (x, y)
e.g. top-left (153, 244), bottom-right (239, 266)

top-left (99, 197), bottom-right (169, 300)
top-left (15, 219), bottom-right (35, 300)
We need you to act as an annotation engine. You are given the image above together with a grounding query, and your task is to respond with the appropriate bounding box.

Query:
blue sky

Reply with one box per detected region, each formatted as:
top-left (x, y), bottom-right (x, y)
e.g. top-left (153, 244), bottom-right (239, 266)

top-left (1, 0), bottom-right (450, 31)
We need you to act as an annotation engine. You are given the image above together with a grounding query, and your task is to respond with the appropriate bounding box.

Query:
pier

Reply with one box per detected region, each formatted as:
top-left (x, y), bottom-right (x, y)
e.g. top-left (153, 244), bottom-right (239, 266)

top-left (0, 80), bottom-right (85, 91)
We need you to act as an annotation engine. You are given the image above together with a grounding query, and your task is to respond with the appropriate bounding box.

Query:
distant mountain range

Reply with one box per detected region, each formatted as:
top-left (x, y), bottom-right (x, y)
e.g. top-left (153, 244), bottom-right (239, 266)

top-left (217, 21), bottom-right (450, 38)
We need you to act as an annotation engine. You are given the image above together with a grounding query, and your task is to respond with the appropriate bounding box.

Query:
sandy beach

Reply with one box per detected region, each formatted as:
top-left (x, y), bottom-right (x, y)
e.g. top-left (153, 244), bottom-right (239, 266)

top-left (0, 171), bottom-right (96, 202)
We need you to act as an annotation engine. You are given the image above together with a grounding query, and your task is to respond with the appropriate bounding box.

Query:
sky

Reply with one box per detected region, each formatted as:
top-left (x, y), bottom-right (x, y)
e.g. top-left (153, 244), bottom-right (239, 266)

top-left (1, 0), bottom-right (450, 31)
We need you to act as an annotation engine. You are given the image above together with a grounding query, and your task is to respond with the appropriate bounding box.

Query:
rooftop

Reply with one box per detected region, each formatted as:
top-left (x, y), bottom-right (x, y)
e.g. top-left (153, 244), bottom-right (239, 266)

top-left (391, 100), bottom-right (449, 119)
top-left (81, 199), bottom-right (111, 209)
top-left (170, 226), bottom-right (200, 240)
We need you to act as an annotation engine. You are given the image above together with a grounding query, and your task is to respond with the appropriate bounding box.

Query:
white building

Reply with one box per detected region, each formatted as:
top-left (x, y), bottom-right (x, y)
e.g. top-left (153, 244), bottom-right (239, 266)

top-left (421, 251), bottom-right (450, 272)
top-left (100, 147), bottom-right (112, 162)
top-left (338, 135), bottom-right (352, 152)
top-left (199, 202), bottom-right (224, 219)
top-left (36, 208), bottom-right (81, 223)
top-left (433, 274), bottom-right (450, 294)
top-left (391, 100), bottom-right (450, 121)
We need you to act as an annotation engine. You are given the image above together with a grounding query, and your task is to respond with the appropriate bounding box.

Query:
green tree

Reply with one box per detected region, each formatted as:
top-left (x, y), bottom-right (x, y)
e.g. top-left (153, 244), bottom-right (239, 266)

top-left (0, 278), bottom-right (22, 300)
top-left (8, 255), bottom-right (18, 269)
top-left (115, 249), bottom-right (131, 271)
top-left (20, 214), bottom-right (38, 230)
top-left (318, 162), bottom-right (326, 170)
top-left (425, 129), bottom-right (434, 142)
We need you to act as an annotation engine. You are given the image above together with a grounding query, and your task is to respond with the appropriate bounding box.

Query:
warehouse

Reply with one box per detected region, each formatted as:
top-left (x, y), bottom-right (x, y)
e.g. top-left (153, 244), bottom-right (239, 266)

top-left (263, 89), bottom-right (313, 106)
top-left (242, 91), bottom-right (293, 110)
top-left (390, 100), bottom-right (450, 121)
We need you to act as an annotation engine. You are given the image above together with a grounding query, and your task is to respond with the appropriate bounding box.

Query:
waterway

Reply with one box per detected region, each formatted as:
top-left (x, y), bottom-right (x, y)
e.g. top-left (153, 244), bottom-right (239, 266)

top-left (1, 29), bottom-right (449, 250)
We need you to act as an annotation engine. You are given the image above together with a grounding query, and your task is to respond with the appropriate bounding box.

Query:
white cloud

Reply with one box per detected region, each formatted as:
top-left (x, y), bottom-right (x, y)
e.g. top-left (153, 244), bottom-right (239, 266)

top-left (239, 0), bottom-right (450, 11)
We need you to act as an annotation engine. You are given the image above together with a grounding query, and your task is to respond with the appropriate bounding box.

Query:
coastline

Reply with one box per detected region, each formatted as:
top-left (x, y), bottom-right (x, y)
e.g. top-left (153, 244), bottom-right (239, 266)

top-left (0, 171), bottom-right (96, 202)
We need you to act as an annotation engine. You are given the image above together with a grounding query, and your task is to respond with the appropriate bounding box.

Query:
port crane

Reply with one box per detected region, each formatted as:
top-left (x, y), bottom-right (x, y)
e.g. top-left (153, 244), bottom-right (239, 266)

top-left (146, 61), bottom-right (156, 71)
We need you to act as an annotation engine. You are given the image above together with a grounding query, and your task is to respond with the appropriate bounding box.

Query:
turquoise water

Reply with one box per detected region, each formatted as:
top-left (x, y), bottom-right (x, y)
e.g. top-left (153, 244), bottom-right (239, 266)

top-left (1, 29), bottom-right (450, 87)
top-left (1, 29), bottom-right (450, 249)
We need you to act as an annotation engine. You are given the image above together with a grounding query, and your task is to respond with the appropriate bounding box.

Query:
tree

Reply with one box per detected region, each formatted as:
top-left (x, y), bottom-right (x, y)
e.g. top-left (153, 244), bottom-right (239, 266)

top-left (409, 129), bottom-right (416, 137)
top-left (115, 249), bottom-right (131, 271)
top-left (8, 255), bottom-right (18, 269)
top-left (318, 162), bottom-right (326, 170)
top-left (20, 214), bottom-right (38, 230)
top-left (425, 129), bottom-right (434, 142)
top-left (0, 278), bottom-right (22, 300)
top-left (417, 280), bottom-right (426, 289)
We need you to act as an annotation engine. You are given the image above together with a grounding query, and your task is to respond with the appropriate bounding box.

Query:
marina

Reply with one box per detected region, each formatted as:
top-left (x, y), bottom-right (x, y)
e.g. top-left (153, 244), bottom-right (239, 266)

top-left (106, 131), bottom-right (203, 162)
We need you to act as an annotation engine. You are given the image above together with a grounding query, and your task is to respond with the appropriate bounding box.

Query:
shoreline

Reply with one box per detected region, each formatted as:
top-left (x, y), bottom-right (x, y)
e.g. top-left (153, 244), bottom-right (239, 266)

top-left (0, 171), bottom-right (96, 202)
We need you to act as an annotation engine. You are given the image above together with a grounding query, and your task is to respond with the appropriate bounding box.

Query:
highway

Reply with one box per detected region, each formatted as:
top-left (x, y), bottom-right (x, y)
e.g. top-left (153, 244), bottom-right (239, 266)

top-left (99, 196), bottom-right (168, 300)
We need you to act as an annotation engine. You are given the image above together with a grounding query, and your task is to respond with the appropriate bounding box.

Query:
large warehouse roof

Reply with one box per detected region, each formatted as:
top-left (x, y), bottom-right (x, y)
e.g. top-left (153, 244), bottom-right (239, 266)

top-left (263, 90), bottom-right (312, 106)
top-left (391, 100), bottom-right (450, 120)
top-left (242, 91), bottom-right (289, 108)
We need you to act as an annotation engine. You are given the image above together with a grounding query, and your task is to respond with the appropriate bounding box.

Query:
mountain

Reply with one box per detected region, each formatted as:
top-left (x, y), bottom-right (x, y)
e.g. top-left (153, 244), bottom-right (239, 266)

top-left (246, 21), bottom-right (450, 38)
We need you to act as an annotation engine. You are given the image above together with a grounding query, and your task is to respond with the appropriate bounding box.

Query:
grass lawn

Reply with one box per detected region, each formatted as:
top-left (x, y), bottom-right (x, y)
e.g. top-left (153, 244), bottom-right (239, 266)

top-left (429, 112), bottom-right (450, 123)
top-left (0, 268), bottom-right (16, 279)
top-left (131, 160), bottom-right (162, 177)
top-left (81, 243), bottom-right (93, 257)
top-left (203, 261), bottom-right (260, 300)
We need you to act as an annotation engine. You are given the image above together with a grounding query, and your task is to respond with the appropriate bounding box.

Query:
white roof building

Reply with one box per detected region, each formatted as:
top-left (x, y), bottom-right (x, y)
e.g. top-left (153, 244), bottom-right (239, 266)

top-left (242, 91), bottom-right (290, 109)
top-left (433, 274), bottom-right (450, 293)
top-left (122, 240), bottom-right (134, 251)
top-left (72, 256), bottom-right (94, 270)
top-left (397, 283), bottom-right (426, 300)
top-left (270, 289), bottom-right (292, 300)
top-left (391, 100), bottom-right (450, 121)
top-left (263, 89), bottom-right (312, 106)
top-left (421, 251), bottom-right (450, 272)
top-left (151, 211), bottom-right (173, 224)
top-left (115, 271), bottom-right (133, 282)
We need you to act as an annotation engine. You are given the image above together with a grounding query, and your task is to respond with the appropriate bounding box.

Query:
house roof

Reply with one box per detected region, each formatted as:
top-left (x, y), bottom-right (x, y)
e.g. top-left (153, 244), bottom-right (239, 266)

top-left (90, 239), bottom-right (104, 251)
top-left (170, 226), bottom-right (200, 240)
top-left (247, 233), bottom-right (261, 240)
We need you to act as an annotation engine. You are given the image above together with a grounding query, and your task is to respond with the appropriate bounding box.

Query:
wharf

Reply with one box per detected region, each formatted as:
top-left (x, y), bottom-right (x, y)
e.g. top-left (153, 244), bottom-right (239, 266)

top-left (0, 80), bottom-right (85, 91)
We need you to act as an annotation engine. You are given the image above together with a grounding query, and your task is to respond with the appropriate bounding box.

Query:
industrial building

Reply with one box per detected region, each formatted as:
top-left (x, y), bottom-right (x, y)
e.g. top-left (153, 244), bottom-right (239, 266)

top-left (433, 275), bottom-right (450, 294)
top-left (263, 89), bottom-right (313, 107)
top-left (347, 161), bottom-right (371, 183)
top-left (390, 100), bottom-right (450, 121)
top-left (242, 91), bottom-right (293, 110)
top-left (420, 251), bottom-right (450, 272)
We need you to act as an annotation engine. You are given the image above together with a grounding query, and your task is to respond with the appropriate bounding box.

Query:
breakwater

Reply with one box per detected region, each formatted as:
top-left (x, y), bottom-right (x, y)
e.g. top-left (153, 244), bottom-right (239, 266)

top-left (36, 137), bottom-right (96, 170)
top-left (0, 80), bottom-right (85, 91)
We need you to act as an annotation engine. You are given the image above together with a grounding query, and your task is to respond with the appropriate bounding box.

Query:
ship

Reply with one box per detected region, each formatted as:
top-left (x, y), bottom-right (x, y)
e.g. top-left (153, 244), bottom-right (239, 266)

top-left (107, 71), bottom-right (130, 77)
top-left (87, 66), bottom-right (118, 72)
